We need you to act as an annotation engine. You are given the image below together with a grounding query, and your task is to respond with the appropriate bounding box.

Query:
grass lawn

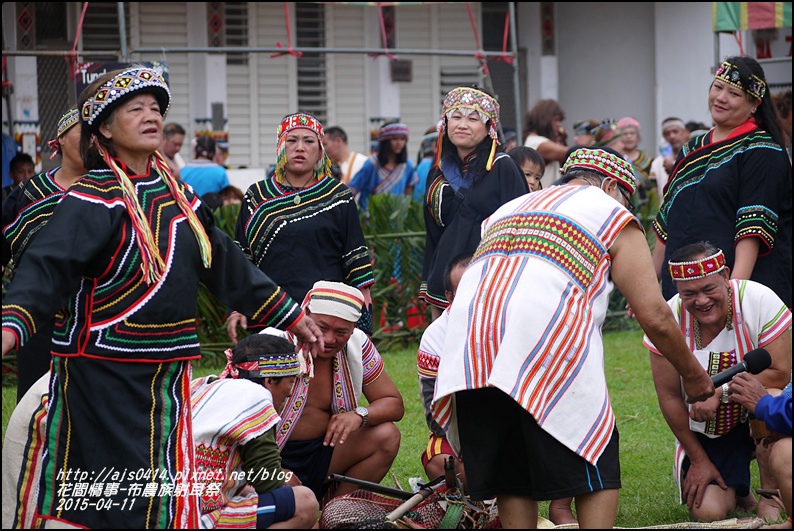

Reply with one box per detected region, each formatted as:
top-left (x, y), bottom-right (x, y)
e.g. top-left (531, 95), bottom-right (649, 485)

top-left (2, 327), bottom-right (769, 527)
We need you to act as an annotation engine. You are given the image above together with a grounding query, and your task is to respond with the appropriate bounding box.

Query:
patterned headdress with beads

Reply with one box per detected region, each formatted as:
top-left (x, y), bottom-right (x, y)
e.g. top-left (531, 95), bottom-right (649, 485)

top-left (274, 112), bottom-right (333, 181)
top-left (48, 108), bottom-right (80, 159)
top-left (592, 120), bottom-right (623, 147)
top-left (81, 66), bottom-right (211, 285)
top-left (219, 348), bottom-right (301, 380)
top-left (669, 249), bottom-right (726, 281)
top-left (561, 147), bottom-right (637, 195)
top-left (715, 60), bottom-right (767, 101)
top-left (81, 66), bottom-right (170, 130)
top-left (436, 86), bottom-right (500, 171)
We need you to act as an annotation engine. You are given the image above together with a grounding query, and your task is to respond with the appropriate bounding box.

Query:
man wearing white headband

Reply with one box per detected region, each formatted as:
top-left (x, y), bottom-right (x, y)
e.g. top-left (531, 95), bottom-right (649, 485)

top-left (646, 241), bottom-right (791, 523)
top-left (261, 280), bottom-right (404, 504)
top-left (649, 116), bottom-right (690, 197)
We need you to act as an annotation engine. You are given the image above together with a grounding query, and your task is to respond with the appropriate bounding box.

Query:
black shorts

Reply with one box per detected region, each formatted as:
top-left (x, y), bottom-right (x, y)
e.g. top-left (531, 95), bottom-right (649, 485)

top-left (682, 422), bottom-right (754, 498)
top-left (456, 387), bottom-right (621, 501)
top-left (256, 485), bottom-right (296, 528)
top-left (280, 437), bottom-right (335, 500)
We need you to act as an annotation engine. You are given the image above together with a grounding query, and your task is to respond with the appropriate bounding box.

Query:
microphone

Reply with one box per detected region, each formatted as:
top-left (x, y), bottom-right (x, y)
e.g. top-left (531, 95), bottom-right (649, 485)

top-left (710, 348), bottom-right (771, 387)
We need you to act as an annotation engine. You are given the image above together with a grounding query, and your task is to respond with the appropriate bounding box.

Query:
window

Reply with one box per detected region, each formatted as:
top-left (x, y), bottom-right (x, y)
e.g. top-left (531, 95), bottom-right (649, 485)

top-left (81, 2), bottom-right (130, 61)
top-left (481, 2), bottom-right (521, 131)
top-left (35, 2), bottom-right (71, 171)
top-left (295, 3), bottom-right (327, 123)
top-left (225, 2), bottom-right (248, 66)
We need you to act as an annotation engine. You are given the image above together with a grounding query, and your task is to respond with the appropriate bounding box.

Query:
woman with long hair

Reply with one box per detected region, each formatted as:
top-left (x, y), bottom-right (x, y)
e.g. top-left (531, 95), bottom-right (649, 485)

top-left (652, 55), bottom-right (791, 309)
top-left (420, 86), bottom-right (529, 320)
top-left (522, 98), bottom-right (570, 189)
top-left (348, 120), bottom-right (418, 213)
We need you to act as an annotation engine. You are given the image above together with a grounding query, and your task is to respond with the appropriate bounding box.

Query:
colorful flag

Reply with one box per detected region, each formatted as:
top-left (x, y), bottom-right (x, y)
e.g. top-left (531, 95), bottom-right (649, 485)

top-left (713, 2), bottom-right (792, 32)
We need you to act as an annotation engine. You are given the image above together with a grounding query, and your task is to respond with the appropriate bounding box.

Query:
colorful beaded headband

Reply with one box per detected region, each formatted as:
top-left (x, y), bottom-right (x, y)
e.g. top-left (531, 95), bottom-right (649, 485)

top-left (441, 87), bottom-right (500, 134)
top-left (669, 250), bottom-right (726, 281)
top-left (378, 122), bottom-right (410, 142)
top-left (437, 87), bottom-right (501, 171)
top-left (593, 120), bottom-right (623, 147)
top-left (715, 61), bottom-right (766, 100)
top-left (303, 280), bottom-right (364, 322)
top-left (57, 107), bottom-right (81, 138)
top-left (81, 67), bottom-right (171, 129)
top-left (274, 112), bottom-right (332, 181)
top-left (48, 108), bottom-right (80, 159)
top-left (278, 112), bottom-right (324, 141)
top-left (220, 349), bottom-right (301, 379)
top-left (561, 148), bottom-right (637, 195)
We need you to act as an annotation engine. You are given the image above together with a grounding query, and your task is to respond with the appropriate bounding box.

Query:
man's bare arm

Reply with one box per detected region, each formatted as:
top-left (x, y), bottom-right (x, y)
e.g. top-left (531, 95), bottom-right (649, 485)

top-left (610, 224), bottom-right (713, 403)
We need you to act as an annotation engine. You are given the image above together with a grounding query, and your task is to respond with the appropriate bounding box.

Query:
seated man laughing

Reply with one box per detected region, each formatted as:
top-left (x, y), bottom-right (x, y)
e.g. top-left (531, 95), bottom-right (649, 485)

top-left (262, 281), bottom-right (404, 502)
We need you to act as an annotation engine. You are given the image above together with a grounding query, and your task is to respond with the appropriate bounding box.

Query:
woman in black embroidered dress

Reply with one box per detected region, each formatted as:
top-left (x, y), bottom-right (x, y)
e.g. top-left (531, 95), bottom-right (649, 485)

top-left (226, 113), bottom-right (375, 344)
top-left (652, 55), bottom-right (792, 309)
top-left (1, 67), bottom-right (322, 529)
top-left (420, 86), bottom-right (528, 321)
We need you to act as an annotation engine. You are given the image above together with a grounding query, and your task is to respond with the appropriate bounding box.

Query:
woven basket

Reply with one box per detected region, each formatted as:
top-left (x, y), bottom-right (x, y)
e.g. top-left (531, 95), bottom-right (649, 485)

top-left (319, 487), bottom-right (500, 529)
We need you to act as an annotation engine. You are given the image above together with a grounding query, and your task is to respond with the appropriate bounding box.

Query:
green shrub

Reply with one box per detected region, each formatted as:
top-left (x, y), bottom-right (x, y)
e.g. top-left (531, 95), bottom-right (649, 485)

top-left (363, 194), bottom-right (430, 350)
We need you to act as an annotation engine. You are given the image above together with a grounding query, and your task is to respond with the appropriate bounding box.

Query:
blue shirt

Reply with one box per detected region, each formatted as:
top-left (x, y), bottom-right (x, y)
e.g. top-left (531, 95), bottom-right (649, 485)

top-left (348, 158), bottom-right (417, 211)
top-left (755, 383), bottom-right (792, 434)
top-left (3, 132), bottom-right (19, 188)
top-left (413, 158), bottom-right (433, 203)
top-left (180, 160), bottom-right (230, 198)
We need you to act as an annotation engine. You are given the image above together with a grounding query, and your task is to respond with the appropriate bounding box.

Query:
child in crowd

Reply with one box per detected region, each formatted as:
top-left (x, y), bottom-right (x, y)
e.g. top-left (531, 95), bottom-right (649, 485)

top-left (508, 146), bottom-right (545, 192)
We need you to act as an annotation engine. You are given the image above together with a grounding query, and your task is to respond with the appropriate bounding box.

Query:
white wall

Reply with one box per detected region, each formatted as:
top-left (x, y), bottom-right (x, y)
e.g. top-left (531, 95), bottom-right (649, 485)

top-left (516, 2), bottom-right (753, 155)
top-left (653, 2), bottom-right (742, 146)
top-left (133, 2), bottom-right (191, 164)
top-left (557, 2), bottom-right (657, 154)
top-left (325, 4), bottom-right (369, 155)
top-left (253, 2), bottom-right (293, 171)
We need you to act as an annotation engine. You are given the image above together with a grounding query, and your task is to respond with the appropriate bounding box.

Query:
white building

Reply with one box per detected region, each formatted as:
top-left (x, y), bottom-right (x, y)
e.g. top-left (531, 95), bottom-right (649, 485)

top-left (3, 2), bottom-right (790, 190)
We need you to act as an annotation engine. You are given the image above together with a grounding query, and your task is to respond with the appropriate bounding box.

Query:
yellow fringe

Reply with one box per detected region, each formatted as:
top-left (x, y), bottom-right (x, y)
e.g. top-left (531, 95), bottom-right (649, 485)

top-left (486, 136), bottom-right (497, 171)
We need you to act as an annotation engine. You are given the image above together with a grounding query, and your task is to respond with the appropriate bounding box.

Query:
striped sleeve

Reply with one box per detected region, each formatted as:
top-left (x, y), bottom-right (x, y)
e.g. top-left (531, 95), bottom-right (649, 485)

top-left (361, 335), bottom-right (385, 385)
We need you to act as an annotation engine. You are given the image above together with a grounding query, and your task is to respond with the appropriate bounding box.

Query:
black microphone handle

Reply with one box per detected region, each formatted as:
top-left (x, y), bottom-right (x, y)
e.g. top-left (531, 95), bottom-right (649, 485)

top-left (710, 361), bottom-right (748, 387)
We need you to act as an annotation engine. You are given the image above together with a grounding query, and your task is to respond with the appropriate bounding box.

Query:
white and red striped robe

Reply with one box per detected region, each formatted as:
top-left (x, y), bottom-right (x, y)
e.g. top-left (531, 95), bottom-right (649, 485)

top-left (190, 376), bottom-right (282, 529)
top-left (432, 184), bottom-right (640, 466)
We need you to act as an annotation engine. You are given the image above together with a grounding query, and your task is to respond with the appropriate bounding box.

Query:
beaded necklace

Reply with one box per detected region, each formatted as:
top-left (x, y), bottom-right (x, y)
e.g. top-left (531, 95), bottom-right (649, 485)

top-left (280, 173), bottom-right (317, 205)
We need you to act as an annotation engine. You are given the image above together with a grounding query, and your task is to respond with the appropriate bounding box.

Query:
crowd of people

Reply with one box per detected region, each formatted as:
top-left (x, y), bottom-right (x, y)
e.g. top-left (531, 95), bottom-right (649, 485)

top-left (1, 54), bottom-right (791, 530)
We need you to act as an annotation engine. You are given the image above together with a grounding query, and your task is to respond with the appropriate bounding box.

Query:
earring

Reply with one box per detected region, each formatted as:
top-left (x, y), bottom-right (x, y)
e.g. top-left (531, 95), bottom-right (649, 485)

top-left (751, 107), bottom-right (757, 114)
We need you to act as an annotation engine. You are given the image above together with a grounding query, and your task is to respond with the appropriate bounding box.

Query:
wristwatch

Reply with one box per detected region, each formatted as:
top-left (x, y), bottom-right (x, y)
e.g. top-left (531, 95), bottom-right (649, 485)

top-left (720, 383), bottom-right (730, 404)
top-left (354, 406), bottom-right (369, 427)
